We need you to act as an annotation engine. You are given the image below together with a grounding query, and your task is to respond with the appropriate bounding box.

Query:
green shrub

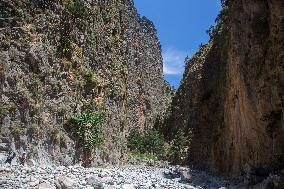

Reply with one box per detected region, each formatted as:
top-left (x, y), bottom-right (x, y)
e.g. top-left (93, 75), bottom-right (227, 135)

top-left (143, 129), bottom-right (165, 157)
top-left (0, 102), bottom-right (9, 120)
top-left (65, 0), bottom-right (90, 30)
top-left (129, 152), bottom-right (157, 162)
top-left (127, 128), bottom-right (165, 158)
top-left (69, 106), bottom-right (103, 149)
top-left (80, 67), bottom-right (99, 94)
top-left (168, 129), bottom-right (190, 164)
top-left (61, 58), bottom-right (73, 70)
top-left (58, 0), bottom-right (89, 58)
top-left (127, 129), bottom-right (144, 152)
top-left (127, 128), bottom-right (192, 163)
top-left (206, 5), bottom-right (229, 41)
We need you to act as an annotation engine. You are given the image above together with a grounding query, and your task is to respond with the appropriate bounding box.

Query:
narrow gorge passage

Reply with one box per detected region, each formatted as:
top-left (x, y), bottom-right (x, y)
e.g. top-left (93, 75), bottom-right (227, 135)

top-left (0, 0), bottom-right (283, 189)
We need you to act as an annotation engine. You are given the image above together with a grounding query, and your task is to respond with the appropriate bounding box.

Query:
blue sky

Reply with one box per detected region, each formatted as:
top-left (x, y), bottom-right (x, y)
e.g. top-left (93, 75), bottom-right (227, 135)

top-left (133, 0), bottom-right (221, 89)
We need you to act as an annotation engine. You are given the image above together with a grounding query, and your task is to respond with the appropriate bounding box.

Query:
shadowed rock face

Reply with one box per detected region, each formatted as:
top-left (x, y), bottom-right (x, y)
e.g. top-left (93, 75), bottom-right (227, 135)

top-left (169, 0), bottom-right (284, 176)
top-left (0, 0), bottom-right (171, 165)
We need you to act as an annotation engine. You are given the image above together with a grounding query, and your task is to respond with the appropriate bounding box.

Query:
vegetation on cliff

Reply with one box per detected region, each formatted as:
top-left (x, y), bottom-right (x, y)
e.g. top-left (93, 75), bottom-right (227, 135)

top-left (0, 0), bottom-right (170, 166)
top-left (68, 104), bottom-right (103, 150)
top-left (127, 127), bottom-right (190, 164)
top-left (127, 128), bottom-right (165, 158)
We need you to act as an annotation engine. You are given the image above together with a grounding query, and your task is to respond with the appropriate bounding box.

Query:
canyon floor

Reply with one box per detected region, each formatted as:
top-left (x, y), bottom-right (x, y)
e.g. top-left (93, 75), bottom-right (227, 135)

top-left (0, 163), bottom-right (230, 189)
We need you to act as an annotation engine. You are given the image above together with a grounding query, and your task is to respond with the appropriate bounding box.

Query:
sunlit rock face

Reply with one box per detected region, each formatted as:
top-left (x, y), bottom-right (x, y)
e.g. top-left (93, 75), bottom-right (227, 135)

top-left (0, 0), bottom-right (171, 165)
top-left (169, 0), bottom-right (284, 176)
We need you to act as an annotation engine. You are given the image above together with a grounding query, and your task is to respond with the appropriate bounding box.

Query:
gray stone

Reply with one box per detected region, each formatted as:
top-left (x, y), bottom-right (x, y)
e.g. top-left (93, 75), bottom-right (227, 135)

top-left (163, 168), bottom-right (180, 179)
top-left (0, 143), bottom-right (8, 151)
top-left (85, 186), bottom-right (94, 189)
top-left (180, 170), bottom-right (192, 183)
top-left (0, 137), bottom-right (10, 143)
top-left (122, 184), bottom-right (136, 189)
top-left (38, 182), bottom-right (56, 189)
top-left (56, 176), bottom-right (77, 189)
top-left (86, 176), bottom-right (103, 189)
top-left (29, 180), bottom-right (39, 187)
top-left (27, 159), bottom-right (37, 167)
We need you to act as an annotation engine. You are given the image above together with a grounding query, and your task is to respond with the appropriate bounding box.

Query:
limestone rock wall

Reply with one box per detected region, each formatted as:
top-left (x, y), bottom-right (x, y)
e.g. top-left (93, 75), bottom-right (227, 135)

top-left (169, 0), bottom-right (284, 176)
top-left (0, 0), bottom-right (170, 166)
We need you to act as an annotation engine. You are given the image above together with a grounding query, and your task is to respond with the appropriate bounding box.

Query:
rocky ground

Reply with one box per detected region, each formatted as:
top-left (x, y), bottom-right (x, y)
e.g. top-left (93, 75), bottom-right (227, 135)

top-left (0, 163), bottom-right (229, 189)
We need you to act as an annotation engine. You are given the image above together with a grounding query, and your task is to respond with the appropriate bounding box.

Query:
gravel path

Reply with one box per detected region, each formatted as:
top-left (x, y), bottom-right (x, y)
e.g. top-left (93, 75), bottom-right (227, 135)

top-left (0, 164), bottom-right (228, 189)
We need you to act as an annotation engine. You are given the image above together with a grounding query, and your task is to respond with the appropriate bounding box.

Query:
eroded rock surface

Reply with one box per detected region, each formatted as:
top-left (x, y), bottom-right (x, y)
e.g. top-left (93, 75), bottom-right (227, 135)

top-left (0, 0), bottom-right (171, 165)
top-left (168, 0), bottom-right (284, 177)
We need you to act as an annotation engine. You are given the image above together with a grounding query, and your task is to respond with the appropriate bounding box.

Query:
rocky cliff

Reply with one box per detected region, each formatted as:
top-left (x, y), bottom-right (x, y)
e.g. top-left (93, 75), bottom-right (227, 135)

top-left (169, 0), bottom-right (284, 176)
top-left (0, 0), bottom-right (170, 166)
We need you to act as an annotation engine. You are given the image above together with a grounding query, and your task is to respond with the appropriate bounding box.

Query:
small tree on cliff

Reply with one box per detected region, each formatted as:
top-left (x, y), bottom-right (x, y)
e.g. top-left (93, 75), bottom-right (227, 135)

top-left (69, 103), bottom-right (103, 166)
top-left (168, 128), bottom-right (191, 164)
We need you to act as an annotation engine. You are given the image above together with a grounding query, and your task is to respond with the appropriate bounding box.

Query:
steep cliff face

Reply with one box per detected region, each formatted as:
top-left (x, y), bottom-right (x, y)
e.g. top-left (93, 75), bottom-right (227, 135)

top-left (0, 0), bottom-right (170, 165)
top-left (170, 0), bottom-right (284, 176)
top-left (124, 3), bottom-right (170, 133)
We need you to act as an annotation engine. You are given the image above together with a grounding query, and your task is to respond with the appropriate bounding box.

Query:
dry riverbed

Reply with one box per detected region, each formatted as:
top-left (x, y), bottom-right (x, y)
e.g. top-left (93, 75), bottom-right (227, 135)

top-left (0, 163), bottom-right (230, 189)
